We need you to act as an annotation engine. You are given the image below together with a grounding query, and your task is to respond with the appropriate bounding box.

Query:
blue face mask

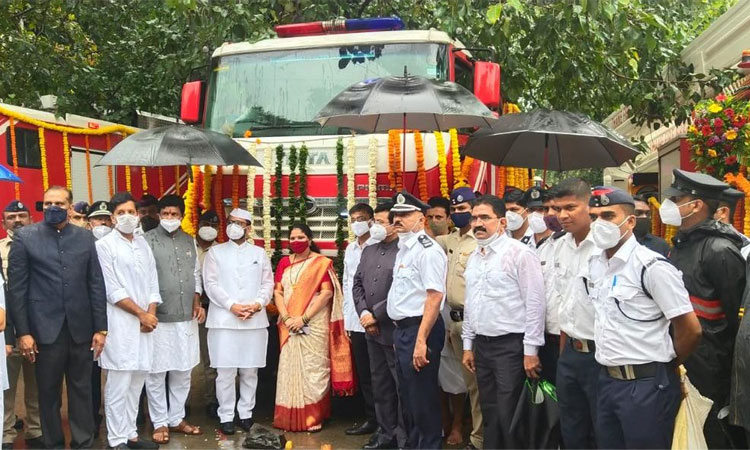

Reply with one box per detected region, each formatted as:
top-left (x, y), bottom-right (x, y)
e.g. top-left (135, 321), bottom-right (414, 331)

top-left (451, 212), bottom-right (471, 229)
top-left (44, 205), bottom-right (68, 226)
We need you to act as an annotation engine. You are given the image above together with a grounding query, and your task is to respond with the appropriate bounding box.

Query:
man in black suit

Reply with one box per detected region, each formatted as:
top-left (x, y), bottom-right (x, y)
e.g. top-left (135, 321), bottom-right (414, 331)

top-left (353, 203), bottom-right (405, 449)
top-left (8, 186), bottom-right (108, 449)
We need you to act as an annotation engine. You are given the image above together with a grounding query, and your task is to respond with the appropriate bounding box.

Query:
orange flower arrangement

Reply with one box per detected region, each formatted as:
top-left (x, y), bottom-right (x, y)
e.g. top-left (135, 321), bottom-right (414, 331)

top-left (106, 135), bottom-right (114, 198)
top-left (174, 166), bottom-right (181, 195)
top-left (414, 130), bottom-right (428, 201)
top-left (231, 165), bottom-right (240, 208)
top-left (388, 129), bottom-right (403, 190)
top-left (433, 131), bottom-right (449, 197)
top-left (450, 128), bottom-right (461, 188)
top-left (214, 166), bottom-right (226, 242)
top-left (125, 166), bottom-right (132, 192)
top-left (9, 118), bottom-right (20, 199)
top-left (180, 166), bottom-right (201, 236)
top-left (202, 165), bottom-right (213, 210)
top-left (157, 167), bottom-right (165, 197)
top-left (84, 136), bottom-right (93, 204)
top-left (62, 132), bottom-right (72, 191)
top-left (141, 166), bottom-right (148, 194)
top-left (38, 128), bottom-right (49, 190)
top-left (724, 171), bottom-right (750, 235)
top-left (497, 166), bottom-right (506, 194)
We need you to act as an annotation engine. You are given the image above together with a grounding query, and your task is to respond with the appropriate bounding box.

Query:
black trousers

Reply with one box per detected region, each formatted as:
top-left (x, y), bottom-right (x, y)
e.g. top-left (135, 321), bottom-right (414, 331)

top-left (596, 363), bottom-right (681, 449)
top-left (36, 325), bottom-right (95, 449)
top-left (367, 338), bottom-right (407, 446)
top-left (393, 317), bottom-right (444, 450)
top-left (350, 331), bottom-right (376, 422)
top-left (556, 338), bottom-right (600, 449)
top-left (92, 364), bottom-right (102, 432)
top-left (474, 333), bottom-right (525, 449)
top-left (539, 333), bottom-right (560, 385)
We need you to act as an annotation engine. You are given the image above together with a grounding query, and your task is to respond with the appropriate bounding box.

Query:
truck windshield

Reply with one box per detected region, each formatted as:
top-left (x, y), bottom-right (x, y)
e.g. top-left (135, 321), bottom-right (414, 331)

top-left (205, 42), bottom-right (448, 137)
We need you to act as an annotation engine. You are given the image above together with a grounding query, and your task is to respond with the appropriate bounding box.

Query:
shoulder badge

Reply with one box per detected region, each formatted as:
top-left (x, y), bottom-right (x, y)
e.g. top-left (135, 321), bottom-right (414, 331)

top-left (418, 235), bottom-right (433, 248)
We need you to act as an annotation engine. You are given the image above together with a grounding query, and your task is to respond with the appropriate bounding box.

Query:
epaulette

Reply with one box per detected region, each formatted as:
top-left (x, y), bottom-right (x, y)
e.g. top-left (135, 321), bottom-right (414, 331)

top-left (418, 235), bottom-right (434, 248)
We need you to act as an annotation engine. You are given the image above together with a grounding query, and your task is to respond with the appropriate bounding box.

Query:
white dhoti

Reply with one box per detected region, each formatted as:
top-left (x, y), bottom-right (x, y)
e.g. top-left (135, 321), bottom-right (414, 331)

top-left (216, 368), bottom-right (259, 423)
top-left (104, 370), bottom-right (148, 447)
top-left (145, 369), bottom-right (192, 429)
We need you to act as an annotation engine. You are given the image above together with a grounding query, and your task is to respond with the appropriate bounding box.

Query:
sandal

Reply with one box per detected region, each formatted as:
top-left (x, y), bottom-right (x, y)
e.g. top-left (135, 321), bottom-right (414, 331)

top-left (152, 426), bottom-right (170, 444)
top-left (169, 420), bottom-right (203, 436)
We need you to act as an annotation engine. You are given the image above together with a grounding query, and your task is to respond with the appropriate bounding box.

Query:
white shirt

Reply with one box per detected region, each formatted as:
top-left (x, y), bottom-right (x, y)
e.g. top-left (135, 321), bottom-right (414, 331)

top-left (537, 234), bottom-right (563, 335)
top-left (96, 231), bottom-right (161, 371)
top-left (555, 231), bottom-right (598, 340)
top-left (587, 235), bottom-right (694, 366)
top-left (203, 241), bottom-right (274, 330)
top-left (387, 231), bottom-right (447, 321)
top-left (343, 236), bottom-right (377, 332)
top-left (461, 234), bottom-right (546, 355)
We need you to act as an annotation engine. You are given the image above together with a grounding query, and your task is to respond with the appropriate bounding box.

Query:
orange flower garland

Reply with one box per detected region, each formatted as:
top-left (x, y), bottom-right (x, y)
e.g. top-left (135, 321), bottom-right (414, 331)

top-left (414, 130), bottom-right (428, 201)
top-left (106, 135), bottom-right (114, 198)
top-left (231, 165), bottom-right (240, 209)
top-left (497, 166), bottom-right (506, 194)
top-left (125, 166), bottom-right (132, 192)
top-left (458, 156), bottom-right (473, 188)
top-left (158, 167), bottom-right (164, 197)
top-left (62, 132), bottom-right (72, 191)
top-left (38, 128), bottom-right (49, 190)
top-left (724, 172), bottom-right (750, 235)
top-left (180, 165), bottom-right (200, 236)
top-left (174, 166), bottom-right (181, 195)
top-left (450, 128), bottom-right (461, 188)
top-left (202, 165), bottom-right (213, 210)
top-left (9, 118), bottom-right (20, 199)
top-left (140, 166), bottom-right (148, 194)
top-left (388, 130), bottom-right (403, 191)
top-left (84, 136), bottom-right (93, 204)
top-left (214, 166), bottom-right (226, 242)
top-left (433, 131), bottom-right (449, 197)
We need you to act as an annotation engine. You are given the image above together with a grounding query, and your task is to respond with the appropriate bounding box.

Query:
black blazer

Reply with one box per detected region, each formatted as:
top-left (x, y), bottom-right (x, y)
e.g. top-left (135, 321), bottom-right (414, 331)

top-left (8, 222), bottom-right (107, 345)
top-left (352, 239), bottom-right (399, 345)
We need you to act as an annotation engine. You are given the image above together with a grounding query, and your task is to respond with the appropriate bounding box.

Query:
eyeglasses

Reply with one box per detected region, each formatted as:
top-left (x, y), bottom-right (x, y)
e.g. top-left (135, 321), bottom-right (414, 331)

top-left (227, 220), bottom-right (248, 228)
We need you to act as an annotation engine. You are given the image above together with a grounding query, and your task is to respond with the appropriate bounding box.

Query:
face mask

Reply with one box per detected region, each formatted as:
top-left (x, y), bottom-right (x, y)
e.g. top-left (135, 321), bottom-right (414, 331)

top-left (226, 223), bottom-right (246, 241)
top-left (475, 231), bottom-right (500, 248)
top-left (591, 216), bottom-right (632, 250)
top-left (198, 226), bottom-right (218, 242)
top-left (351, 220), bottom-right (371, 237)
top-left (139, 215), bottom-right (159, 232)
top-left (92, 225), bottom-right (112, 240)
top-left (544, 215), bottom-right (562, 232)
top-left (160, 219), bottom-right (181, 233)
top-left (659, 199), bottom-right (697, 227)
top-left (289, 240), bottom-right (310, 254)
top-left (634, 217), bottom-right (651, 238)
top-left (44, 206), bottom-right (68, 226)
top-left (450, 212), bottom-right (471, 229)
top-left (528, 212), bottom-right (547, 234)
top-left (505, 210), bottom-right (526, 231)
top-left (428, 220), bottom-right (449, 236)
top-left (115, 214), bottom-right (139, 234)
top-left (369, 223), bottom-right (387, 242)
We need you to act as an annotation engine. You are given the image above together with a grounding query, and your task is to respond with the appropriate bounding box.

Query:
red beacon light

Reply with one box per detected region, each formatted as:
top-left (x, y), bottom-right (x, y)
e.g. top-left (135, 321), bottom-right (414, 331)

top-left (275, 17), bottom-right (405, 38)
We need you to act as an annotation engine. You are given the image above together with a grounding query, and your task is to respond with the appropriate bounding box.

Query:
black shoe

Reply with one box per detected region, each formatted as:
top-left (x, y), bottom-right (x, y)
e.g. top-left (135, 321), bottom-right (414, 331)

top-left (346, 419), bottom-right (378, 436)
top-left (366, 430), bottom-right (382, 446)
top-left (26, 437), bottom-right (45, 449)
top-left (13, 417), bottom-right (23, 430)
top-left (109, 445), bottom-right (129, 450)
top-left (220, 421), bottom-right (236, 435)
top-left (238, 418), bottom-right (254, 432)
top-left (363, 438), bottom-right (398, 449)
top-left (126, 439), bottom-right (159, 449)
top-left (205, 402), bottom-right (219, 420)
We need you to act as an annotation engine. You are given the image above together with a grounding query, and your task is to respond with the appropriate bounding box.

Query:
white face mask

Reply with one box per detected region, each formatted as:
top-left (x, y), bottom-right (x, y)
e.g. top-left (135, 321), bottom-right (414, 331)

top-left (115, 214), bottom-right (139, 234)
top-left (505, 210), bottom-right (526, 231)
top-left (92, 225), bottom-right (112, 240)
top-left (659, 199), bottom-right (697, 227)
top-left (528, 212), bottom-right (547, 234)
top-left (369, 223), bottom-right (387, 242)
top-left (475, 231), bottom-right (500, 248)
top-left (397, 217), bottom-right (421, 242)
top-left (351, 220), bottom-right (371, 237)
top-left (226, 223), bottom-right (246, 241)
top-left (591, 216), bottom-right (632, 250)
top-left (160, 219), bottom-right (181, 233)
top-left (198, 226), bottom-right (218, 242)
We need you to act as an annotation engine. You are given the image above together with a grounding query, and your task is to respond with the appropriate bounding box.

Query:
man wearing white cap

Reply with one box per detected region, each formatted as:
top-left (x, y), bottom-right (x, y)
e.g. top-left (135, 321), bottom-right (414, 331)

top-left (202, 208), bottom-right (274, 435)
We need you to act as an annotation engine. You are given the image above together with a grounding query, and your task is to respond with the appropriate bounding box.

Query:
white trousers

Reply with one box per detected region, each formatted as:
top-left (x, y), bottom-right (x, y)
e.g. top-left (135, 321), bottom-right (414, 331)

top-left (104, 370), bottom-right (148, 447)
top-left (145, 369), bottom-right (192, 429)
top-left (215, 368), bottom-right (259, 423)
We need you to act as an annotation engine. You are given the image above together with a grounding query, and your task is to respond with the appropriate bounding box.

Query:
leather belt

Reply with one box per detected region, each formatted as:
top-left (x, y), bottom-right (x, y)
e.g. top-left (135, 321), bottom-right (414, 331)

top-left (568, 337), bottom-right (596, 353)
top-left (394, 316), bottom-right (422, 329)
top-left (605, 362), bottom-right (660, 381)
top-left (449, 309), bottom-right (464, 322)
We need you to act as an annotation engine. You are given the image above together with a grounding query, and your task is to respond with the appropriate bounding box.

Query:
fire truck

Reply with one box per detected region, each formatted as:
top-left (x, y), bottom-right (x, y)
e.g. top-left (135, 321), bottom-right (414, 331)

top-left (179, 17), bottom-right (502, 250)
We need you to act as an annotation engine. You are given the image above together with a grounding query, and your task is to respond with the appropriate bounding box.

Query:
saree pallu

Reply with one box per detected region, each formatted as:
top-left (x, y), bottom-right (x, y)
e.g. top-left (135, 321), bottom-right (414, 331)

top-left (273, 255), bottom-right (354, 431)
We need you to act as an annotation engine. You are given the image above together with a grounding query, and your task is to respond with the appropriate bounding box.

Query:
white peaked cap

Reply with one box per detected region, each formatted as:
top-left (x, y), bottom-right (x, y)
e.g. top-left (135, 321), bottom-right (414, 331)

top-left (229, 208), bottom-right (252, 222)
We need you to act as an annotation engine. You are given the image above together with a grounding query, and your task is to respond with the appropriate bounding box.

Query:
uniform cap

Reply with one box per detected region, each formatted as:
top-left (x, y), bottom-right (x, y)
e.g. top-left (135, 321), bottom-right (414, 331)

top-left (88, 201), bottom-right (112, 218)
top-left (73, 201), bottom-right (90, 215)
top-left (391, 190), bottom-right (429, 213)
top-left (720, 187), bottom-right (745, 205)
top-left (663, 169), bottom-right (727, 200)
top-left (522, 186), bottom-right (546, 208)
top-left (4, 200), bottom-right (29, 213)
top-left (590, 186), bottom-right (634, 207)
top-left (450, 187), bottom-right (476, 206)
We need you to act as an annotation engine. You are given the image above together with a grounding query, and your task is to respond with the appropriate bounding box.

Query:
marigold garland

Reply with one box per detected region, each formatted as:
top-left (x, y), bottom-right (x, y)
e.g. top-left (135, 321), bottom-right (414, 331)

top-left (0, 105), bottom-right (136, 136)
top-left (174, 166), bottom-right (181, 195)
top-left (246, 141), bottom-right (258, 214)
top-left (724, 171), bottom-right (750, 235)
top-left (140, 166), bottom-right (148, 194)
top-left (202, 165), bottom-right (213, 211)
top-left (180, 166), bottom-right (200, 236)
top-left (106, 135), bottom-right (114, 198)
top-left (38, 128), bottom-right (49, 190)
top-left (433, 131), bottom-right (449, 198)
top-left (288, 145), bottom-right (298, 230)
top-left (231, 165), bottom-right (240, 209)
top-left (62, 132), bottom-right (72, 191)
top-left (497, 166), bottom-right (507, 194)
top-left (125, 166), bottom-right (132, 192)
top-left (9, 118), bottom-right (20, 199)
top-left (157, 167), bottom-right (164, 197)
top-left (368, 137), bottom-right (378, 208)
top-left (450, 128), bottom-right (463, 188)
top-left (214, 166), bottom-right (226, 242)
top-left (458, 156), bottom-right (473, 189)
top-left (387, 130), bottom-right (403, 191)
top-left (262, 145), bottom-right (273, 256)
top-left (414, 131), bottom-right (429, 201)
top-left (84, 136), bottom-right (93, 204)
top-left (298, 143), bottom-right (309, 222)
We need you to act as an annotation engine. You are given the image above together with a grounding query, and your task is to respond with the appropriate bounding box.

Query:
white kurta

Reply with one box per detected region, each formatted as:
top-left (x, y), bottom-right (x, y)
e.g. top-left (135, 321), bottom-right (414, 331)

top-left (342, 237), bottom-right (377, 332)
top-left (203, 241), bottom-right (274, 368)
top-left (96, 231), bottom-right (161, 371)
top-left (149, 320), bottom-right (200, 372)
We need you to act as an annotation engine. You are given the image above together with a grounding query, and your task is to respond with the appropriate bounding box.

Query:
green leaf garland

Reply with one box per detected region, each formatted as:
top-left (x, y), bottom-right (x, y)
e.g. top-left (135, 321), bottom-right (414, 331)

top-left (272, 144), bottom-right (284, 266)
top-left (334, 138), bottom-right (346, 278)
top-left (288, 145), bottom-right (298, 230)
top-left (298, 143), bottom-right (308, 223)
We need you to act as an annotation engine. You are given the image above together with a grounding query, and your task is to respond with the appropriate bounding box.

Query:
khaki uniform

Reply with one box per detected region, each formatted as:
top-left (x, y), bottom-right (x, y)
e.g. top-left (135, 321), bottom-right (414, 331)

top-left (437, 229), bottom-right (483, 448)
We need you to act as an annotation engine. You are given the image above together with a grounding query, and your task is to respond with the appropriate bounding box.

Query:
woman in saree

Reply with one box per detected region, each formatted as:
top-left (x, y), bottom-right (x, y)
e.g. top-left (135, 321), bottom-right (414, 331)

top-left (273, 223), bottom-right (354, 432)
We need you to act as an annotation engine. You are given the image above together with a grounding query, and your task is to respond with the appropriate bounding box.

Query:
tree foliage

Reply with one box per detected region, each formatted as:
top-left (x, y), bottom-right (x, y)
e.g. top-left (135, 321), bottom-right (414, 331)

top-left (0, 0), bottom-right (740, 128)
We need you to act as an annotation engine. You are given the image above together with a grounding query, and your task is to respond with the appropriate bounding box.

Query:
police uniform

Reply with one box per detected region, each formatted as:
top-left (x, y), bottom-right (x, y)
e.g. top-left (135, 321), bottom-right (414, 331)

top-left (720, 188), bottom-right (750, 258)
top-left (586, 187), bottom-right (694, 448)
top-left (387, 191), bottom-right (447, 450)
top-left (666, 169), bottom-right (747, 448)
top-left (435, 187), bottom-right (483, 449)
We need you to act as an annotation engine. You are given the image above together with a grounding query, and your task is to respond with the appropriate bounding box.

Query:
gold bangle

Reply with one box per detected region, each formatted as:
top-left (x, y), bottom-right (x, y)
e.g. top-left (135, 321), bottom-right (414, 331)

top-left (302, 314), bottom-right (310, 325)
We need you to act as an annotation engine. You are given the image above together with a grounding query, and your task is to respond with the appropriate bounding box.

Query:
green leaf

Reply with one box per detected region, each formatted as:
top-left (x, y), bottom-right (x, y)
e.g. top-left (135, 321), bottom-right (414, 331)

top-left (486, 3), bottom-right (502, 24)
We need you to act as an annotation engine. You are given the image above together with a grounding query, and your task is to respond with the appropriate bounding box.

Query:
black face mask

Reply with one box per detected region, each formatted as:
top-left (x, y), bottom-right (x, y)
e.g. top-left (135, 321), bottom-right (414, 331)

top-left (634, 217), bottom-right (651, 239)
top-left (140, 215), bottom-right (159, 232)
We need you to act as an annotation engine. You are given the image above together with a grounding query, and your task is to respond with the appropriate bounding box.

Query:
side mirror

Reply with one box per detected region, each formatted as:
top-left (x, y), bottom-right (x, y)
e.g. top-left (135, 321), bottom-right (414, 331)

top-left (180, 81), bottom-right (205, 124)
top-left (473, 62), bottom-right (501, 109)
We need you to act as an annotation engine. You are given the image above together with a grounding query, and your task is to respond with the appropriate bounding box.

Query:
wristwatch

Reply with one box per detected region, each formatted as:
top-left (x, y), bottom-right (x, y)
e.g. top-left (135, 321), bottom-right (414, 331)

top-left (97, 330), bottom-right (108, 336)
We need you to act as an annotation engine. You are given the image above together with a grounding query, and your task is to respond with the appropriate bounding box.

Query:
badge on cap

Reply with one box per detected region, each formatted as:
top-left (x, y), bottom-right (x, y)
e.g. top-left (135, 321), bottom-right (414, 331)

top-left (531, 190), bottom-right (540, 200)
top-left (600, 194), bottom-right (610, 205)
top-left (397, 193), bottom-right (406, 204)
top-left (17, 202), bottom-right (24, 210)
top-left (99, 203), bottom-right (108, 211)
top-left (456, 194), bottom-right (464, 203)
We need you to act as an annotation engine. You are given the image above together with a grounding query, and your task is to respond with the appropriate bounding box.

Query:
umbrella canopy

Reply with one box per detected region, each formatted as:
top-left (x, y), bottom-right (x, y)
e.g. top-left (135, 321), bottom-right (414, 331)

top-left (464, 109), bottom-right (640, 171)
top-left (0, 163), bottom-right (22, 183)
top-left (96, 124), bottom-right (262, 167)
top-left (313, 74), bottom-right (497, 132)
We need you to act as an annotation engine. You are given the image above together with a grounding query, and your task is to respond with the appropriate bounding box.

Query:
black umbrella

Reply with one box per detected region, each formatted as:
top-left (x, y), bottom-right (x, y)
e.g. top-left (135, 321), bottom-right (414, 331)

top-left (314, 68), bottom-right (496, 171)
top-left (464, 109), bottom-right (639, 178)
top-left (96, 124), bottom-right (262, 167)
top-left (510, 379), bottom-right (560, 449)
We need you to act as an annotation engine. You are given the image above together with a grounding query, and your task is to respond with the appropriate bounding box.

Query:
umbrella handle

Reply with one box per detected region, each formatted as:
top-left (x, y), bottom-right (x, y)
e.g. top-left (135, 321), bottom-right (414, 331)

top-left (542, 134), bottom-right (549, 186)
